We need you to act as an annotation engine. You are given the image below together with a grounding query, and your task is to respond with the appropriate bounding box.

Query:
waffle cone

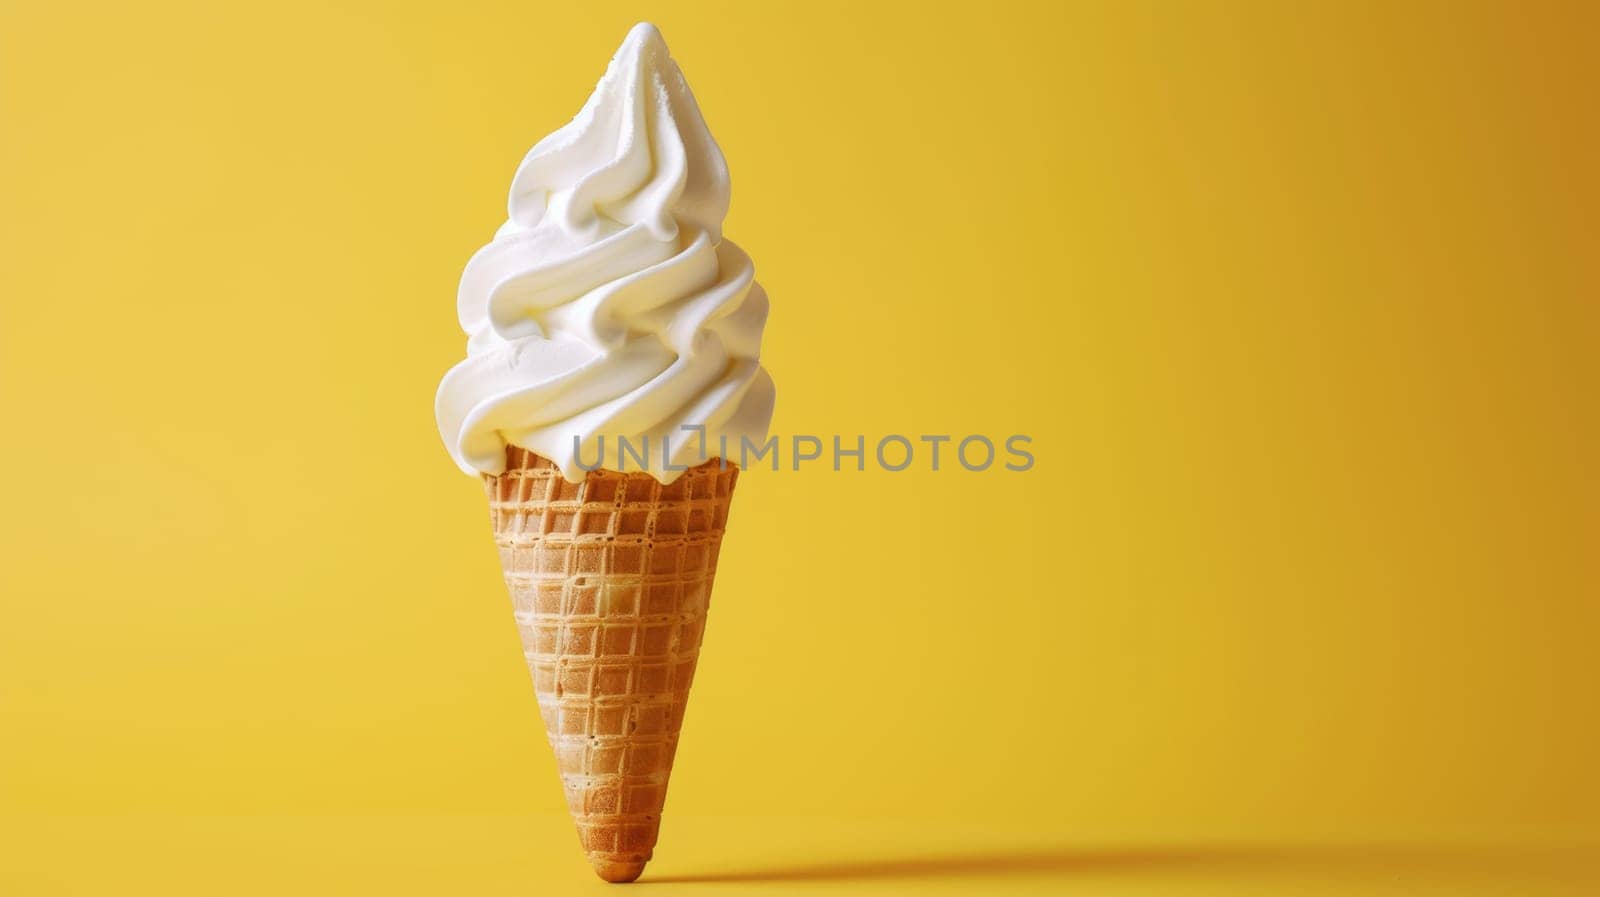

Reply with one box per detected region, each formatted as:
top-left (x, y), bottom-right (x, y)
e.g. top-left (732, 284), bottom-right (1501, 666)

top-left (486, 446), bottom-right (739, 883)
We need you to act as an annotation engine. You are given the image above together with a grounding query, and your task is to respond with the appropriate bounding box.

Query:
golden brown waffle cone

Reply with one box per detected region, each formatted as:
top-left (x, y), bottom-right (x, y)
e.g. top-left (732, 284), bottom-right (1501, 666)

top-left (486, 446), bottom-right (739, 883)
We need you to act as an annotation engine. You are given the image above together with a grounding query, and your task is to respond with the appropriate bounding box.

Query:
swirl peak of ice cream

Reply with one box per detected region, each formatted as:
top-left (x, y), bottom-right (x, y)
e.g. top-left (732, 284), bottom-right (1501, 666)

top-left (436, 22), bottom-right (775, 483)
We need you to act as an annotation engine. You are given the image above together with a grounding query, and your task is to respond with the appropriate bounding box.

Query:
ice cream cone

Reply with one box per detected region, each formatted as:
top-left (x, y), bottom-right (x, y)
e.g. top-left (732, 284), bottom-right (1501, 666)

top-left (486, 445), bottom-right (739, 882)
top-left (437, 21), bottom-right (773, 885)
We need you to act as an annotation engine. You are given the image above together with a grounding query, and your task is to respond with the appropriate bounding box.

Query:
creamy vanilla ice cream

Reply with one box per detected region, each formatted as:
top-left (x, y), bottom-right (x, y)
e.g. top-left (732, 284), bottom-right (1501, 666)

top-left (436, 23), bottom-right (774, 483)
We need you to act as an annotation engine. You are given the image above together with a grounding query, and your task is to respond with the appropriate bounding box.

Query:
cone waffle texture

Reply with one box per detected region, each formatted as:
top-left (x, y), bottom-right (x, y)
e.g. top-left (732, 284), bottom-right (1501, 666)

top-left (486, 446), bottom-right (739, 882)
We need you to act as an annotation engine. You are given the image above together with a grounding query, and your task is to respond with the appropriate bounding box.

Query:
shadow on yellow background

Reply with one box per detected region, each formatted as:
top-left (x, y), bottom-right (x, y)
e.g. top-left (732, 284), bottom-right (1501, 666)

top-left (647, 841), bottom-right (1599, 887)
top-left (0, 0), bottom-right (1596, 894)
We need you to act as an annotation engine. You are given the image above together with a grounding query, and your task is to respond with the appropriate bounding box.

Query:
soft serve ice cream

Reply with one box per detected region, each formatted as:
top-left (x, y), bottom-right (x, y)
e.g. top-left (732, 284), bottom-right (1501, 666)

top-left (436, 23), bottom-right (774, 483)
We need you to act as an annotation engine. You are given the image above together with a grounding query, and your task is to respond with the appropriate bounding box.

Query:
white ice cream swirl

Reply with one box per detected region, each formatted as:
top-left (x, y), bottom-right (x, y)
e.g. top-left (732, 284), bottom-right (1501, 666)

top-left (436, 23), bottom-right (774, 482)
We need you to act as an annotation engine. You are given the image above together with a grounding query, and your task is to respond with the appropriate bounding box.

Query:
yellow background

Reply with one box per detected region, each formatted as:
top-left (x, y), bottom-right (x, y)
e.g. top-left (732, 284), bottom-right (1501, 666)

top-left (2, 1), bottom-right (1596, 894)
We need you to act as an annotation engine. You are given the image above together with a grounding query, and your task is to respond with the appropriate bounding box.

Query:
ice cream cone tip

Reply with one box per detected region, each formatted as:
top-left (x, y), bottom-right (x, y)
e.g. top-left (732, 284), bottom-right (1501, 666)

top-left (593, 859), bottom-right (647, 883)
